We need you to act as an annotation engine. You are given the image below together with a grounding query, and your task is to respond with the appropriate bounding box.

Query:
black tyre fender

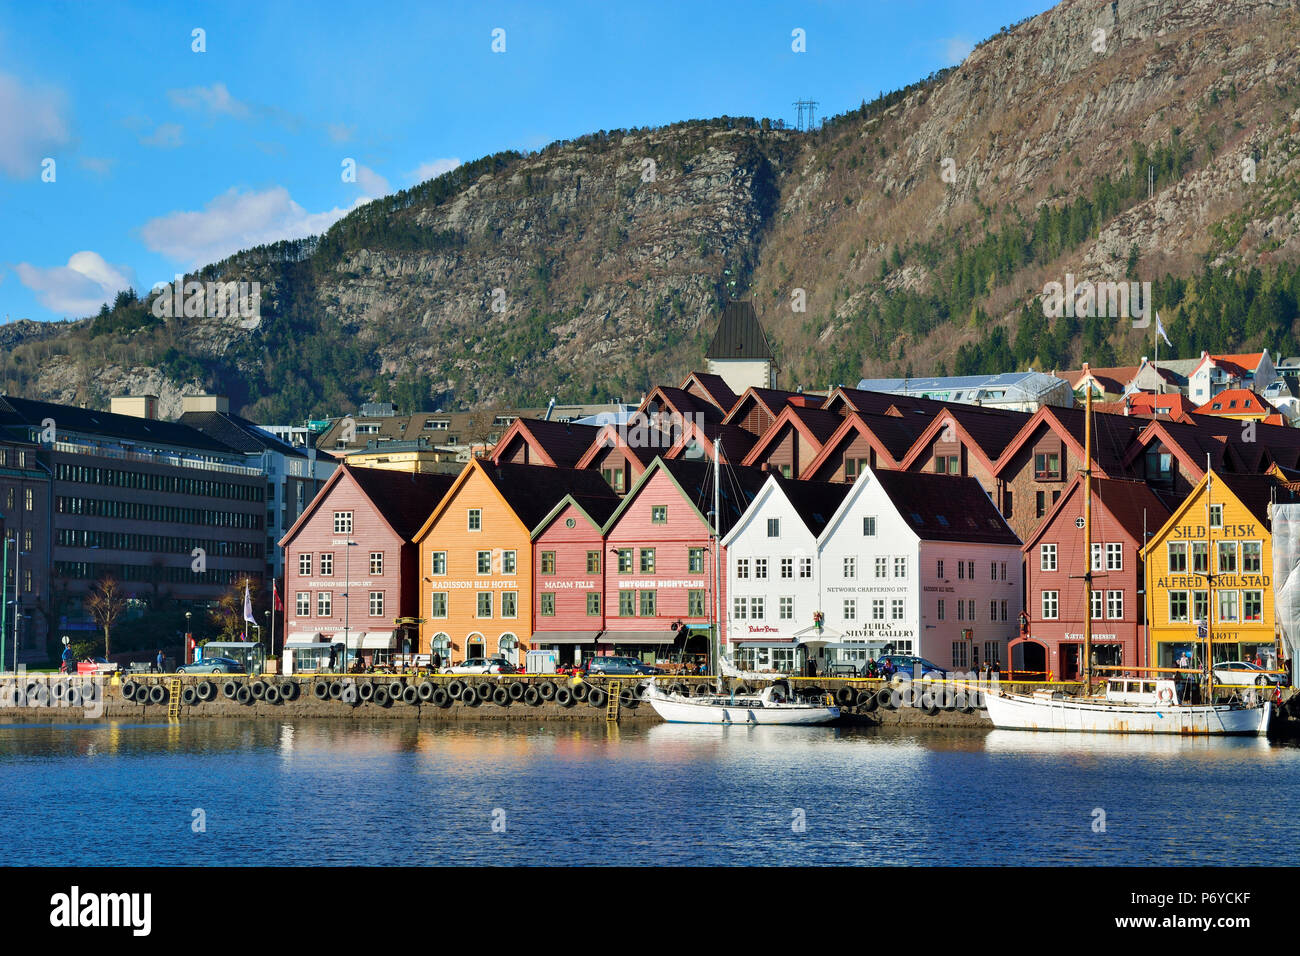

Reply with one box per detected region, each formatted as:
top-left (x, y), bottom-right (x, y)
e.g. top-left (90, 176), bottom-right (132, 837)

top-left (416, 681), bottom-right (435, 702)
top-left (588, 687), bottom-right (607, 708)
top-left (388, 681), bottom-right (404, 698)
top-left (122, 681), bottom-right (138, 701)
top-left (446, 680), bottom-right (465, 699)
top-left (280, 680), bottom-right (299, 702)
top-left (572, 682), bottom-right (589, 702)
top-left (236, 685), bottom-right (253, 705)
top-left (555, 687), bottom-right (574, 707)
top-left (524, 686), bottom-right (541, 706)
top-left (149, 684), bottom-right (167, 705)
top-left (249, 680), bottom-right (266, 700)
top-left (223, 680), bottom-right (239, 699)
top-left (196, 681), bottom-right (215, 701)
top-left (692, 683), bottom-right (712, 697)
top-left (181, 686), bottom-right (198, 706)
top-left (264, 684), bottom-right (281, 705)
top-left (876, 688), bottom-right (895, 709)
top-left (373, 686), bottom-right (391, 707)
top-left (312, 680), bottom-right (330, 700)
top-left (460, 687), bottom-right (478, 707)
top-left (836, 686), bottom-right (855, 706)
top-left (492, 687), bottom-right (510, 706)
top-left (401, 685), bottom-right (419, 705)
top-left (538, 681), bottom-right (556, 700)
top-left (475, 682), bottom-right (493, 702)
top-left (358, 681), bottom-right (375, 702)
top-left (328, 681), bottom-right (343, 700)
top-left (507, 681), bottom-right (525, 700)
top-left (431, 688), bottom-right (450, 708)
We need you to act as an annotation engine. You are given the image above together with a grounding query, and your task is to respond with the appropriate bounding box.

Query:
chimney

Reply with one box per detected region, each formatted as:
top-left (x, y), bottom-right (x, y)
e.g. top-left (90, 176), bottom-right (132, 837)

top-left (182, 394), bottom-right (230, 414)
top-left (110, 395), bottom-right (159, 419)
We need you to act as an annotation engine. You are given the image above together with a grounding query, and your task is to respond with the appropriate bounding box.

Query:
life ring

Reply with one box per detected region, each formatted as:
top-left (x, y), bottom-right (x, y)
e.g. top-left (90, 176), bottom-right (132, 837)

top-left (1158, 687), bottom-right (1175, 704)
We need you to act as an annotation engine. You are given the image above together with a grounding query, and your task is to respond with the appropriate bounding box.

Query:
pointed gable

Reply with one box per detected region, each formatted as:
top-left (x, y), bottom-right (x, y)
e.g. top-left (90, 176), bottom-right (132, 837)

top-left (280, 463), bottom-right (454, 547)
top-left (705, 300), bottom-right (776, 363)
top-left (678, 371), bottom-right (739, 413)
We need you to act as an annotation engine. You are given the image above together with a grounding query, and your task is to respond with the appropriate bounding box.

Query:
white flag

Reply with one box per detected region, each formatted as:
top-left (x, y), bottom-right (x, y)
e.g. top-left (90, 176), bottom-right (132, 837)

top-left (1156, 312), bottom-right (1172, 347)
top-left (243, 581), bottom-right (256, 625)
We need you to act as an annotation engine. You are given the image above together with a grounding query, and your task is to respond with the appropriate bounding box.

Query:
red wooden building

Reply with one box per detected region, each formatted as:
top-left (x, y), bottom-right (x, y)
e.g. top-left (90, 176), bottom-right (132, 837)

top-left (1014, 475), bottom-right (1172, 680)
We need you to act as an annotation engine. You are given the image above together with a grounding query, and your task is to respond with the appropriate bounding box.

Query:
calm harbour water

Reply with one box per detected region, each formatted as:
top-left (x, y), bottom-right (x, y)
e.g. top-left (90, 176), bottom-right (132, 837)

top-left (2, 719), bottom-right (1297, 866)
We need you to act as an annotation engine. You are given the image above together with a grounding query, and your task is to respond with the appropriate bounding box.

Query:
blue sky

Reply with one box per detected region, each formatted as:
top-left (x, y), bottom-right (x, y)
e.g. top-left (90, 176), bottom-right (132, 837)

top-left (0, 0), bottom-right (1052, 323)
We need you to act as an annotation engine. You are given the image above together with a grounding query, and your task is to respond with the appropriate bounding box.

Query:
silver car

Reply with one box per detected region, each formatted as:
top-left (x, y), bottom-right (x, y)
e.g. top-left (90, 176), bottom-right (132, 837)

top-left (1212, 661), bottom-right (1282, 687)
top-left (445, 657), bottom-right (517, 675)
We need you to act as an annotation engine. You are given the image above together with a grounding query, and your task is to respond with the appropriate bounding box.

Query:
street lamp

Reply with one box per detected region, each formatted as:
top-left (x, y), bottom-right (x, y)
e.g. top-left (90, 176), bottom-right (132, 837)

top-left (185, 611), bottom-right (193, 665)
top-left (343, 540), bottom-right (358, 670)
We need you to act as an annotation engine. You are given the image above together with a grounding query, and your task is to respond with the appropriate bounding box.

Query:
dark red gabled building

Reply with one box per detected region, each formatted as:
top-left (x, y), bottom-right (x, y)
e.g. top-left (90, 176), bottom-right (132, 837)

top-left (1014, 475), bottom-right (1173, 680)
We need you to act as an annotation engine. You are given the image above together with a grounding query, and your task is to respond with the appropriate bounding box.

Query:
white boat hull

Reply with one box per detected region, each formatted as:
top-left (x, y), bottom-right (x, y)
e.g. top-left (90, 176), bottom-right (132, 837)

top-left (644, 685), bottom-right (839, 725)
top-left (984, 691), bottom-right (1271, 736)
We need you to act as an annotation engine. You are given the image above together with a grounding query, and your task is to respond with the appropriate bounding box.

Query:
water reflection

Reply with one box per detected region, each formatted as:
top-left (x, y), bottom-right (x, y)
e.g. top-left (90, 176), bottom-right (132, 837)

top-left (0, 719), bottom-right (1295, 866)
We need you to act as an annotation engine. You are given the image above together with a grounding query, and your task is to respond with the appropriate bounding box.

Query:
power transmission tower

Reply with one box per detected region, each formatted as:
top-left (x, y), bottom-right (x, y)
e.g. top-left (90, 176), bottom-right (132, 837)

top-left (792, 99), bottom-right (819, 132)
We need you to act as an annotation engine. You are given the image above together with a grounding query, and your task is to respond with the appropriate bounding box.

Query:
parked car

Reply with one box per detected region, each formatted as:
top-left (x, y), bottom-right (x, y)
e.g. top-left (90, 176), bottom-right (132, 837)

top-left (876, 654), bottom-right (947, 682)
top-left (585, 656), bottom-right (661, 676)
top-left (177, 656), bottom-right (246, 675)
top-left (445, 657), bottom-right (517, 675)
top-left (1213, 660), bottom-right (1282, 687)
top-left (76, 657), bottom-right (122, 675)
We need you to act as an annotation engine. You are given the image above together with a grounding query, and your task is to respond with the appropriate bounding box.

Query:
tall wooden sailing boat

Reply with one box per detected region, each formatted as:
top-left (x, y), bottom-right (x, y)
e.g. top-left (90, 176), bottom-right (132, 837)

top-left (984, 389), bottom-right (1270, 735)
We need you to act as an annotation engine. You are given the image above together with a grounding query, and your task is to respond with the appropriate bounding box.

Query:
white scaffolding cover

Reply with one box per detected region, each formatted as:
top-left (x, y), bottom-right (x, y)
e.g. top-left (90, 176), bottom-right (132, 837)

top-left (1271, 504), bottom-right (1300, 666)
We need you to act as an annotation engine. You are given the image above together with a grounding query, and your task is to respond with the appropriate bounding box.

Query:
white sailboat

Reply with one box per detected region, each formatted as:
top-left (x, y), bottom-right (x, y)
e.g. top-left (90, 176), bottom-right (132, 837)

top-left (985, 389), bottom-right (1272, 737)
top-left (645, 441), bottom-right (838, 726)
top-left (643, 681), bottom-right (840, 725)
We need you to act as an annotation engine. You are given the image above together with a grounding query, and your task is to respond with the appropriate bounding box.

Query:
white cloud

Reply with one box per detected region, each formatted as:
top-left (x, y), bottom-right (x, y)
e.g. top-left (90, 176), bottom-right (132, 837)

top-left (0, 71), bottom-right (72, 178)
top-left (356, 164), bottom-right (391, 199)
top-left (167, 82), bottom-right (250, 118)
top-left (943, 36), bottom-right (973, 65)
top-left (139, 186), bottom-right (358, 266)
top-left (139, 122), bottom-right (184, 149)
top-left (405, 157), bottom-right (462, 185)
top-left (15, 251), bottom-right (136, 317)
top-left (78, 156), bottom-right (115, 175)
top-left (327, 122), bottom-right (355, 144)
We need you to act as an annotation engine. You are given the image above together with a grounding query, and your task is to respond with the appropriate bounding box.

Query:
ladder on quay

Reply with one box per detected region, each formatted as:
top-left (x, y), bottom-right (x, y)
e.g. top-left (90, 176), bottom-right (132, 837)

top-left (606, 681), bottom-right (621, 722)
top-left (167, 678), bottom-right (182, 720)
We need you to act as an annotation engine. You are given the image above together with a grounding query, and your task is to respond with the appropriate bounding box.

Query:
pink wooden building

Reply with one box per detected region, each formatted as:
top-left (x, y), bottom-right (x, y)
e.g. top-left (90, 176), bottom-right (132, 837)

top-left (600, 457), bottom-right (767, 663)
top-left (279, 465), bottom-right (454, 672)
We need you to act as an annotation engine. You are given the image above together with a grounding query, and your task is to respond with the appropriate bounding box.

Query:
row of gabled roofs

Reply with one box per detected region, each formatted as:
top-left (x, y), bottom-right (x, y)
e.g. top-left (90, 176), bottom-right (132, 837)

top-left (493, 370), bottom-right (1300, 489)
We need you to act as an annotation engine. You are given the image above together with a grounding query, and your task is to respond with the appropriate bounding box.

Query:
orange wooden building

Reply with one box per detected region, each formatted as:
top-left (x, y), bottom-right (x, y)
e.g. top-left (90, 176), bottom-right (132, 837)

top-left (412, 458), bottom-right (615, 665)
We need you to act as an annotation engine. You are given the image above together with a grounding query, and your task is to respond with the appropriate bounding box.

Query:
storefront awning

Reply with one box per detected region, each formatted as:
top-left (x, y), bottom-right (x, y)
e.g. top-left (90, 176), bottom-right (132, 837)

top-left (532, 631), bottom-right (601, 645)
top-left (733, 635), bottom-right (797, 644)
top-left (285, 639), bottom-right (331, 649)
top-left (345, 632), bottom-right (397, 649)
top-left (601, 630), bottom-right (677, 644)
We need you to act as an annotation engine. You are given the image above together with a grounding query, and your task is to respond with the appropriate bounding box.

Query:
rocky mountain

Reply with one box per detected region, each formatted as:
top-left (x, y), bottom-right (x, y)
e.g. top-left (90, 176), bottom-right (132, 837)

top-left (3, 0), bottom-right (1299, 421)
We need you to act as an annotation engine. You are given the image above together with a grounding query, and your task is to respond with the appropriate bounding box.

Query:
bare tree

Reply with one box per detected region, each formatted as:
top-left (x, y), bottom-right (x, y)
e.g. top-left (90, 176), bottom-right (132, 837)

top-left (85, 577), bottom-right (128, 659)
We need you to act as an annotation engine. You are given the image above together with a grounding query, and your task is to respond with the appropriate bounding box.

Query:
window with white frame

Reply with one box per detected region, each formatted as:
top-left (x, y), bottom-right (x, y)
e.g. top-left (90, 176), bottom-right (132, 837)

top-left (754, 558), bottom-right (767, 579)
top-left (477, 551), bottom-right (491, 574)
top-left (872, 599), bottom-right (885, 620)
top-left (750, 596), bottom-right (765, 619)
top-left (952, 642), bottom-right (969, 668)
top-left (369, 592), bottom-right (384, 616)
top-left (892, 599), bottom-right (905, 620)
top-left (468, 509), bottom-right (482, 531)
top-left (1042, 590), bottom-right (1059, 619)
top-left (875, 557), bottom-right (887, 578)
top-left (1040, 543), bottom-right (1057, 571)
top-left (476, 592), bottom-right (492, 617)
top-left (430, 592), bottom-right (448, 618)
top-left (319, 553), bottom-right (333, 576)
top-left (843, 556), bottom-right (856, 579)
top-left (779, 596), bottom-right (793, 620)
top-left (843, 599), bottom-right (857, 621)
top-left (937, 599), bottom-right (945, 620)
top-left (894, 557), bottom-right (907, 578)
top-left (317, 592), bottom-right (332, 616)
top-left (767, 518), bottom-right (781, 537)
top-left (863, 516), bottom-right (877, 536)
top-left (1106, 543), bottom-right (1122, 570)
top-left (733, 597), bottom-right (748, 620)
top-left (333, 511), bottom-right (353, 534)
top-left (1168, 541), bottom-right (1187, 573)
top-left (299, 553), bottom-right (312, 576)
top-left (1107, 590), bottom-right (1123, 619)
top-left (501, 591), bottom-right (517, 618)
top-left (1091, 590), bottom-right (1103, 620)
top-left (370, 552), bottom-right (383, 575)
top-left (937, 559), bottom-right (944, 578)
top-left (736, 558), bottom-right (749, 579)
top-left (503, 550), bottom-right (516, 574)
top-left (296, 592), bottom-right (310, 616)
top-left (431, 551), bottom-right (446, 575)
top-left (780, 557), bottom-right (793, 579)
top-left (799, 557), bottom-right (813, 578)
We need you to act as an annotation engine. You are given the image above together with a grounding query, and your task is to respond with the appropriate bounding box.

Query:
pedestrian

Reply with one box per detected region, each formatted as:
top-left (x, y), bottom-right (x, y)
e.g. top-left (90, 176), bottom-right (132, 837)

top-left (328, 645), bottom-right (338, 671)
top-left (155, 649), bottom-right (166, 673)
top-left (432, 652), bottom-right (442, 673)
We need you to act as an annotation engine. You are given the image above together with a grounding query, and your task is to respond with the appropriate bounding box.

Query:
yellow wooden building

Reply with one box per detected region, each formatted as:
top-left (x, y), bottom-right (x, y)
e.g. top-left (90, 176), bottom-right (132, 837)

top-left (1141, 469), bottom-right (1286, 670)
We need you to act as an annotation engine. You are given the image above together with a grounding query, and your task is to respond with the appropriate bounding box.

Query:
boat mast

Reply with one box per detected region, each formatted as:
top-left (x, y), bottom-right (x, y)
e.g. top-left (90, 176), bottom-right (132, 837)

top-left (1204, 454), bottom-right (1213, 699)
top-left (712, 440), bottom-right (723, 678)
top-left (1083, 387), bottom-right (1093, 690)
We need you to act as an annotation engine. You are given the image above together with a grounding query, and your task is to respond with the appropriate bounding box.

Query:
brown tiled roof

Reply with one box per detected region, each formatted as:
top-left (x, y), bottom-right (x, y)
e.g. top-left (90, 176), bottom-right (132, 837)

top-left (346, 466), bottom-right (457, 540)
top-left (787, 405), bottom-right (845, 446)
top-left (873, 470), bottom-right (1020, 545)
top-left (479, 462), bottom-right (620, 531)
top-left (772, 476), bottom-right (851, 537)
top-left (943, 405), bottom-right (1032, 462)
top-left (680, 371), bottom-right (739, 412)
top-left (507, 418), bottom-right (602, 468)
top-left (1092, 478), bottom-right (1173, 541)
